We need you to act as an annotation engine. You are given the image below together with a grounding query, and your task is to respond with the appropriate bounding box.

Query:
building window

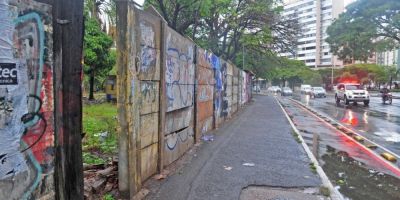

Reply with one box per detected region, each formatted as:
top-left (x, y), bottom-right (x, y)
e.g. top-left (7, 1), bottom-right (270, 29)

top-left (306, 59), bottom-right (316, 63)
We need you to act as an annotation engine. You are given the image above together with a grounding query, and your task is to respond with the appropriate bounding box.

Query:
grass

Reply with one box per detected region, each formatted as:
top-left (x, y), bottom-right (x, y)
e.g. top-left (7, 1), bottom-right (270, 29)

top-left (83, 102), bottom-right (118, 164)
top-left (292, 130), bottom-right (302, 143)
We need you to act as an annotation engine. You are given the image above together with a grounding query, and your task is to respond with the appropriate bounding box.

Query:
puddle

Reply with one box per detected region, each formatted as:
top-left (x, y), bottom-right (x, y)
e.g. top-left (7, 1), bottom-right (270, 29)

top-left (321, 149), bottom-right (400, 200)
top-left (278, 98), bottom-right (400, 200)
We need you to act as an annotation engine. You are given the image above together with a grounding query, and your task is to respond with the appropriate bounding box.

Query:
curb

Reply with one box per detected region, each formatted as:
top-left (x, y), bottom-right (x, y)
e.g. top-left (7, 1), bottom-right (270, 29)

top-left (275, 97), bottom-right (344, 200)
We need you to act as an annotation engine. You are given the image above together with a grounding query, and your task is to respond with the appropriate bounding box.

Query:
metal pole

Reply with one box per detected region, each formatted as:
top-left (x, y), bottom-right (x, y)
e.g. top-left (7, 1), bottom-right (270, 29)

top-left (242, 44), bottom-right (245, 70)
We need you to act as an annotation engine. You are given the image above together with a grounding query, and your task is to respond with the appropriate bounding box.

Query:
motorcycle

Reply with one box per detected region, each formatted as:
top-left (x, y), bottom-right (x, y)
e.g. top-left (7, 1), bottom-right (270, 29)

top-left (382, 92), bottom-right (393, 104)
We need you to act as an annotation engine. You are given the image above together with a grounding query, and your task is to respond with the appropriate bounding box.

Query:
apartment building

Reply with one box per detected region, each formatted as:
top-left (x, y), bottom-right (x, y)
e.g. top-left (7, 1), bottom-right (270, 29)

top-left (280, 0), bottom-right (345, 68)
top-left (376, 49), bottom-right (400, 69)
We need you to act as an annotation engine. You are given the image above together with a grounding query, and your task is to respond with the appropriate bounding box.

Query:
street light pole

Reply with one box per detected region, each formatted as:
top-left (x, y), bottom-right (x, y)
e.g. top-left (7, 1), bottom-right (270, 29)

top-left (242, 44), bottom-right (245, 70)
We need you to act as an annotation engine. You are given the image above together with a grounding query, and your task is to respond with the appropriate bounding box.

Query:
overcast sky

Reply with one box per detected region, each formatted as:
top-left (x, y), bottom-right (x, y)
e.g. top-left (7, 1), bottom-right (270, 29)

top-left (135, 0), bottom-right (144, 5)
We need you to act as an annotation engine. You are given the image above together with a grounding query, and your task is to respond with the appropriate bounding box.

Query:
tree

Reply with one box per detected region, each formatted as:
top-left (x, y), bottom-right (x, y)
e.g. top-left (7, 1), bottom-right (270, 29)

top-left (145, 0), bottom-right (299, 64)
top-left (346, 0), bottom-right (400, 43)
top-left (326, 15), bottom-right (377, 63)
top-left (84, 17), bottom-right (115, 100)
top-left (327, 0), bottom-right (400, 62)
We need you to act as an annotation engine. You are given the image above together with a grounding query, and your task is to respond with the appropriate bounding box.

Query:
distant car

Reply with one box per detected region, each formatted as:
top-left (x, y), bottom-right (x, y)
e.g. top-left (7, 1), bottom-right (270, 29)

top-left (281, 87), bottom-right (293, 96)
top-left (335, 83), bottom-right (370, 106)
top-left (300, 84), bottom-right (312, 95)
top-left (268, 86), bottom-right (281, 93)
top-left (311, 87), bottom-right (326, 98)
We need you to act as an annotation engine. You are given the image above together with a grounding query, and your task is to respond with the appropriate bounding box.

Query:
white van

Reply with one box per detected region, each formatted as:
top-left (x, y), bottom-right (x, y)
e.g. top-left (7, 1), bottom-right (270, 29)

top-left (300, 84), bottom-right (312, 94)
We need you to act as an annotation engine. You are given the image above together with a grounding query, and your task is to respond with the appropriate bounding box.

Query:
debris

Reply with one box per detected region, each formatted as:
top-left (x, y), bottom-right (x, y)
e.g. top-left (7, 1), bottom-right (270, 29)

top-left (154, 174), bottom-right (167, 180)
top-left (242, 162), bottom-right (255, 167)
top-left (224, 166), bottom-right (233, 171)
top-left (83, 163), bottom-right (105, 171)
top-left (201, 134), bottom-right (214, 141)
top-left (92, 178), bottom-right (107, 192)
top-left (133, 188), bottom-right (150, 200)
top-left (338, 172), bottom-right (345, 178)
top-left (97, 166), bottom-right (116, 177)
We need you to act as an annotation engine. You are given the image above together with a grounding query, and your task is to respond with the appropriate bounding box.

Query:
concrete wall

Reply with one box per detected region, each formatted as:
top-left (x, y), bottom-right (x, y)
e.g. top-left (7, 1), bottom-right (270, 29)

top-left (116, 3), bottom-right (253, 198)
top-left (163, 26), bottom-right (195, 166)
top-left (0, 0), bottom-right (55, 199)
top-left (195, 48), bottom-right (215, 141)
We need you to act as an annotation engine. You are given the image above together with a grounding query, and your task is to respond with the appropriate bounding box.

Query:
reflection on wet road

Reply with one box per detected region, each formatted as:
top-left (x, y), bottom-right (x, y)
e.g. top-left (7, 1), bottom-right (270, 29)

top-left (278, 97), bottom-right (400, 199)
top-left (294, 94), bottom-right (400, 156)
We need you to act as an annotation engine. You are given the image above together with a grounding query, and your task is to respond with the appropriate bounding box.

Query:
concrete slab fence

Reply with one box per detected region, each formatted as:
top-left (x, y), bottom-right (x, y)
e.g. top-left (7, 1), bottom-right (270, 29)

top-left (116, 2), bottom-right (253, 199)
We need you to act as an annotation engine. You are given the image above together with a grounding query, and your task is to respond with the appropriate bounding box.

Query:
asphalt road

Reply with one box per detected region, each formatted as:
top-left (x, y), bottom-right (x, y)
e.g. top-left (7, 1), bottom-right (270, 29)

top-left (294, 93), bottom-right (400, 157)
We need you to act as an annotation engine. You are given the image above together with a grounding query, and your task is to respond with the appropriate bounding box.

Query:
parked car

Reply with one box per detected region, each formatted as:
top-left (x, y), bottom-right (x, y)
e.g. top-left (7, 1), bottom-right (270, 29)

top-left (300, 84), bottom-right (312, 95)
top-left (281, 87), bottom-right (293, 96)
top-left (335, 83), bottom-right (369, 106)
top-left (311, 87), bottom-right (326, 98)
top-left (268, 86), bottom-right (281, 93)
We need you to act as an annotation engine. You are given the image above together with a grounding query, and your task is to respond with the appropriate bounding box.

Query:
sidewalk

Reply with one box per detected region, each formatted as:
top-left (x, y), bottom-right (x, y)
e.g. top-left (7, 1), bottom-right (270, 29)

top-left (145, 95), bottom-right (322, 200)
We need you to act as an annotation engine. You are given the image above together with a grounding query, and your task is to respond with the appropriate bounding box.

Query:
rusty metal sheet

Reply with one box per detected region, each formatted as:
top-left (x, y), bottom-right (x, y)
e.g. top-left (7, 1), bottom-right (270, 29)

top-left (197, 85), bottom-right (213, 103)
top-left (140, 143), bottom-right (158, 180)
top-left (197, 66), bottom-right (215, 85)
top-left (140, 81), bottom-right (159, 115)
top-left (163, 127), bottom-right (194, 166)
top-left (140, 113), bottom-right (159, 149)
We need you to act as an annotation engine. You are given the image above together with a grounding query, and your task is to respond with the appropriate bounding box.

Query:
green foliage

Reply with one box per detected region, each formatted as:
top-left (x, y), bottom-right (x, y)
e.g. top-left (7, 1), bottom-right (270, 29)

top-left (146, 0), bottom-right (299, 64)
top-left (83, 103), bottom-right (118, 154)
top-left (103, 193), bottom-right (115, 200)
top-left (335, 64), bottom-right (390, 85)
top-left (262, 57), bottom-right (322, 87)
top-left (326, 15), bottom-right (376, 63)
top-left (327, 0), bottom-right (400, 63)
top-left (83, 152), bottom-right (106, 165)
top-left (84, 16), bottom-right (115, 97)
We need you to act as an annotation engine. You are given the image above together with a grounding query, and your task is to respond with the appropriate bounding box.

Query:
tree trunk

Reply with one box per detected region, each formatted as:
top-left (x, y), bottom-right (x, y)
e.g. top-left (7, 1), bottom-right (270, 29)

top-left (89, 68), bottom-right (95, 100)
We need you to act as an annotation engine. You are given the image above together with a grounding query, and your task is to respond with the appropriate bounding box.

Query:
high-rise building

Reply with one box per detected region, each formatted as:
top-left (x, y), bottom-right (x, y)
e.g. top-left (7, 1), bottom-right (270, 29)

top-left (279, 0), bottom-right (345, 68)
top-left (376, 49), bottom-right (400, 69)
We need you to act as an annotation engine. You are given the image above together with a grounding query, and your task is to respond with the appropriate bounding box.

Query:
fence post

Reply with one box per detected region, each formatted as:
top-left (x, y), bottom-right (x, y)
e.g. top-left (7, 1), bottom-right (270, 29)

top-left (53, 0), bottom-right (85, 199)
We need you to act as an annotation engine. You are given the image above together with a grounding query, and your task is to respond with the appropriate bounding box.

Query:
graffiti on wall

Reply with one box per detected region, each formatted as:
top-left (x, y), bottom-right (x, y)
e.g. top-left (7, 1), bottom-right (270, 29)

top-left (196, 49), bottom-right (215, 137)
top-left (139, 22), bottom-right (157, 76)
top-left (0, 0), bottom-right (54, 199)
top-left (214, 60), bottom-right (229, 125)
top-left (165, 32), bottom-right (195, 112)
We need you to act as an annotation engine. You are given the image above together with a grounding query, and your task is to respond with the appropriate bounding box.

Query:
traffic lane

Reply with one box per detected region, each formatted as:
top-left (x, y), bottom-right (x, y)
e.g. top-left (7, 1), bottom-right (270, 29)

top-left (294, 94), bottom-right (400, 156)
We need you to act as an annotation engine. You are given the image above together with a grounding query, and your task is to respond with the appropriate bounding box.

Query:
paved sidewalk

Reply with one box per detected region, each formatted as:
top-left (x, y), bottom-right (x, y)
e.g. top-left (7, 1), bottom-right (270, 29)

top-left (146, 95), bottom-right (322, 200)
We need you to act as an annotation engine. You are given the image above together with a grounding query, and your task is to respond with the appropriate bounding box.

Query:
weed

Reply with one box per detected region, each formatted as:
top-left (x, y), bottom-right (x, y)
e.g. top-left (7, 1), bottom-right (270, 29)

top-left (291, 130), bottom-right (301, 143)
top-left (83, 103), bottom-right (118, 154)
top-left (309, 162), bottom-right (317, 174)
top-left (103, 193), bottom-right (115, 200)
top-left (83, 152), bottom-right (106, 165)
top-left (319, 186), bottom-right (330, 197)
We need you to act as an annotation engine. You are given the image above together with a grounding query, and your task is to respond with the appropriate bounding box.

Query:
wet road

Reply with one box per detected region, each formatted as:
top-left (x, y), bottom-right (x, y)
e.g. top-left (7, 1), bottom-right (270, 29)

top-left (294, 94), bottom-right (400, 157)
top-left (277, 96), bottom-right (400, 200)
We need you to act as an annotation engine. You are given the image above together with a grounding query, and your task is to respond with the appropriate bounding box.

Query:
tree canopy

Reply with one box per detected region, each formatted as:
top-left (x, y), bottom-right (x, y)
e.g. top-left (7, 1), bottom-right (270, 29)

top-left (326, 0), bottom-right (400, 63)
top-left (145, 0), bottom-right (299, 64)
top-left (84, 14), bottom-right (115, 100)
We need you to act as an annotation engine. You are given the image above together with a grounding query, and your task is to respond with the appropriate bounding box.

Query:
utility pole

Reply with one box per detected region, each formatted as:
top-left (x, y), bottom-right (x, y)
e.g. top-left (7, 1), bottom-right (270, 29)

top-left (242, 44), bottom-right (245, 70)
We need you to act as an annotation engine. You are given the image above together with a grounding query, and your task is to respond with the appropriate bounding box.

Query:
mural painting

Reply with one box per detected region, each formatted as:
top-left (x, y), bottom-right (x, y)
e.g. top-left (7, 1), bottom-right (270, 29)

top-left (0, 0), bottom-right (54, 199)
